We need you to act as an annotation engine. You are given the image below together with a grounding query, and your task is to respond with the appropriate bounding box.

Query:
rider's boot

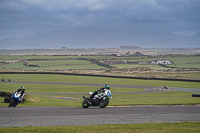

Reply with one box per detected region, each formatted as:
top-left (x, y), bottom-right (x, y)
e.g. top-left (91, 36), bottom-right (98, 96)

top-left (83, 96), bottom-right (91, 105)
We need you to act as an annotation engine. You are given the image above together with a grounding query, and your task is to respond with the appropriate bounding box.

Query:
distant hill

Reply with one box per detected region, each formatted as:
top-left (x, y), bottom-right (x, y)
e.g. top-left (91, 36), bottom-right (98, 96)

top-left (119, 45), bottom-right (142, 49)
top-left (0, 26), bottom-right (199, 49)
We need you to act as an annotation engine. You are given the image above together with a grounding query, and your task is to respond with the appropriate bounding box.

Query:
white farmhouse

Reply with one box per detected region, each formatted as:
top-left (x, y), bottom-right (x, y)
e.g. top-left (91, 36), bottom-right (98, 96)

top-left (150, 59), bottom-right (173, 64)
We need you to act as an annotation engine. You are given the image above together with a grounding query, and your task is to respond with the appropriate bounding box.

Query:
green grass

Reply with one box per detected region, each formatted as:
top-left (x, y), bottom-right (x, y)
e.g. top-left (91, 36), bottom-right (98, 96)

top-left (125, 56), bottom-right (200, 64)
top-left (166, 63), bottom-right (200, 68)
top-left (112, 64), bottom-right (170, 70)
top-left (111, 91), bottom-right (200, 106)
top-left (21, 95), bottom-right (82, 107)
top-left (0, 122), bottom-right (199, 133)
top-left (1, 74), bottom-right (200, 89)
top-left (115, 56), bottom-right (200, 71)
top-left (1, 92), bottom-right (199, 107)
top-left (0, 55), bottom-right (22, 60)
top-left (167, 56), bottom-right (200, 64)
top-left (0, 83), bottom-right (143, 93)
top-left (27, 60), bottom-right (91, 66)
top-left (0, 74), bottom-right (200, 107)
top-left (21, 55), bottom-right (75, 60)
top-left (1, 55), bottom-right (200, 71)
top-left (0, 62), bottom-right (26, 69)
top-left (22, 64), bottom-right (106, 70)
top-left (110, 72), bottom-right (200, 79)
top-left (0, 60), bottom-right (107, 70)
top-left (0, 82), bottom-right (144, 107)
top-left (0, 83), bottom-right (199, 107)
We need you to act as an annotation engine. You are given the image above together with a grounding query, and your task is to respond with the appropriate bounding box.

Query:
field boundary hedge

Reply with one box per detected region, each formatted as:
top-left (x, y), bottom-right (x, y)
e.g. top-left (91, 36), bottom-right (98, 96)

top-left (1, 71), bottom-right (200, 82)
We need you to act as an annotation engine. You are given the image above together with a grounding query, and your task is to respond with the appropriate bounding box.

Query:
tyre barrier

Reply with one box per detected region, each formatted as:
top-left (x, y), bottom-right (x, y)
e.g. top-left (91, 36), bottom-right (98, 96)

top-left (4, 97), bottom-right (25, 103)
top-left (4, 97), bottom-right (11, 103)
top-left (192, 94), bottom-right (200, 97)
top-left (0, 91), bottom-right (12, 97)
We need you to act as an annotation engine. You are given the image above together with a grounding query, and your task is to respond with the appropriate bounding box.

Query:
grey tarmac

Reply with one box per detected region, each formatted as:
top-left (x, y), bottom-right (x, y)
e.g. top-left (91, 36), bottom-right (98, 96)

top-left (0, 105), bottom-right (200, 127)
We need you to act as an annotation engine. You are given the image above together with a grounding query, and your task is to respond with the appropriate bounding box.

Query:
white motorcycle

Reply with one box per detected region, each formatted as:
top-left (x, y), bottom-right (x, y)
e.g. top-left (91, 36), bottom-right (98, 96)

top-left (9, 91), bottom-right (25, 107)
top-left (82, 89), bottom-right (112, 108)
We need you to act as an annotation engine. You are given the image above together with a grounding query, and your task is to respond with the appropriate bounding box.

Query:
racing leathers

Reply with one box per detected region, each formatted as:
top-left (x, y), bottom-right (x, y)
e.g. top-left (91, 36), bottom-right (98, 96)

top-left (13, 89), bottom-right (25, 106)
top-left (89, 87), bottom-right (105, 99)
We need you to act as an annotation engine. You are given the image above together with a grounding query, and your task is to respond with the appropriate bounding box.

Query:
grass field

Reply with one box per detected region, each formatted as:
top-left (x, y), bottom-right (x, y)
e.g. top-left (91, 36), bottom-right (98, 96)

top-left (165, 63), bottom-right (200, 68)
top-left (27, 60), bottom-right (91, 66)
top-left (1, 55), bottom-right (200, 71)
top-left (0, 74), bottom-right (200, 107)
top-left (0, 54), bottom-right (200, 82)
top-left (110, 72), bottom-right (200, 79)
top-left (0, 59), bottom-right (107, 70)
top-left (1, 83), bottom-right (198, 107)
top-left (0, 122), bottom-right (199, 133)
top-left (112, 64), bottom-right (170, 70)
top-left (1, 74), bottom-right (200, 88)
top-left (1, 54), bottom-right (200, 81)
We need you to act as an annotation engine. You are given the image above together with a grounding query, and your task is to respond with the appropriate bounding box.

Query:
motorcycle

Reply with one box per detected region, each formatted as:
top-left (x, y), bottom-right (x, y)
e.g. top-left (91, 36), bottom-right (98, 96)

top-left (9, 91), bottom-right (25, 107)
top-left (82, 89), bottom-right (112, 108)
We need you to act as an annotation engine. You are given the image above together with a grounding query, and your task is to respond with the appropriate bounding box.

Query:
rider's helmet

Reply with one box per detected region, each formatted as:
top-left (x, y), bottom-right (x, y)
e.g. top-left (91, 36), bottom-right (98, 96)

top-left (20, 86), bottom-right (24, 89)
top-left (104, 84), bottom-right (110, 89)
top-left (19, 86), bottom-right (25, 91)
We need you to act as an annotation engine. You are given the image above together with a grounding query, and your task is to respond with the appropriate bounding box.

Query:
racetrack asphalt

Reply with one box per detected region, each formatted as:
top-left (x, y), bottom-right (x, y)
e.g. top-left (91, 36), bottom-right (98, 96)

top-left (0, 105), bottom-right (200, 127)
top-left (0, 81), bottom-right (200, 127)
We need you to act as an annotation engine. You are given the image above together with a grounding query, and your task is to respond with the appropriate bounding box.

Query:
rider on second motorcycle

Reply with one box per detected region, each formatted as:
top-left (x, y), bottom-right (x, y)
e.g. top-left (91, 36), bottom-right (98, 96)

top-left (89, 84), bottom-right (110, 100)
top-left (13, 86), bottom-right (25, 107)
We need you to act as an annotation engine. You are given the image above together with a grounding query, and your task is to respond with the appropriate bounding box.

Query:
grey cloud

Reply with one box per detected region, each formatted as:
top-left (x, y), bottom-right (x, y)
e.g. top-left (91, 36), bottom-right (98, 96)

top-left (0, 0), bottom-right (200, 38)
top-left (1, 0), bottom-right (200, 23)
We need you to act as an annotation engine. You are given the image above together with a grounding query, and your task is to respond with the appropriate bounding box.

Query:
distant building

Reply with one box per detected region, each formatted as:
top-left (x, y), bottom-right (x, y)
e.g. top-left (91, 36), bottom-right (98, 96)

top-left (125, 51), bottom-right (131, 56)
top-left (132, 52), bottom-right (144, 56)
top-left (121, 51), bottom-right (144, 57)
top-left (149, 59), bottom-right (173, 64)
top-left (110, 54), bottom-right (118, 57)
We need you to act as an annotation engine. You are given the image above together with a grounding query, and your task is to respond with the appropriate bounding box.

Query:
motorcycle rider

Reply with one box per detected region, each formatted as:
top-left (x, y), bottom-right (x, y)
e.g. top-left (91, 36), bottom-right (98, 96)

top-left (13, 86), bottom-right (25, 107)
top-left (89, 84), bottom-right (110, 100)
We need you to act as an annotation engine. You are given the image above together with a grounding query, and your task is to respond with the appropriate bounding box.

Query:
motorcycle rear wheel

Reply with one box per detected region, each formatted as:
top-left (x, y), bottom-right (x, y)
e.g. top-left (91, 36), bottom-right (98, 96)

top-left (82, 99), bottom-right (90, 108)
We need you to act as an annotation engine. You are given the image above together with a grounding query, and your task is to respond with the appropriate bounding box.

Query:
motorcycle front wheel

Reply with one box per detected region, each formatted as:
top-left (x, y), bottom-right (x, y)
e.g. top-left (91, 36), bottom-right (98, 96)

top-left (82, 99), bottom-right (90, 108)
top-left (8, 99), bottom-right (15, 107)
top-left (99, 97), bottom-right (109, 108)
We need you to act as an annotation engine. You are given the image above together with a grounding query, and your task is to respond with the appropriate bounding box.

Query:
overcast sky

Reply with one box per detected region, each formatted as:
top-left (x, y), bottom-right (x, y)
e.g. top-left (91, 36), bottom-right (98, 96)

top-left (0, 0), bottom-right (200, 39)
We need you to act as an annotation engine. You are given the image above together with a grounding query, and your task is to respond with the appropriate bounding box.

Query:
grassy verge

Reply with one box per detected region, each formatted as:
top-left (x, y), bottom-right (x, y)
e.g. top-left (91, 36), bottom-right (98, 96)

top-left (0, 122), bottom-right (199, 133)
top-left (0, 83), bottom-right (143, 93)
top-left (111, 92), bottom-right (200, 106)
top-left (0, 74), bottom-right (200, 107)
top-left (1, 89), bottom-right (199, 107)
top-left (109, 71), bottom-right (200, 79)
top-left (1, 74), bottom-right (200, 89)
